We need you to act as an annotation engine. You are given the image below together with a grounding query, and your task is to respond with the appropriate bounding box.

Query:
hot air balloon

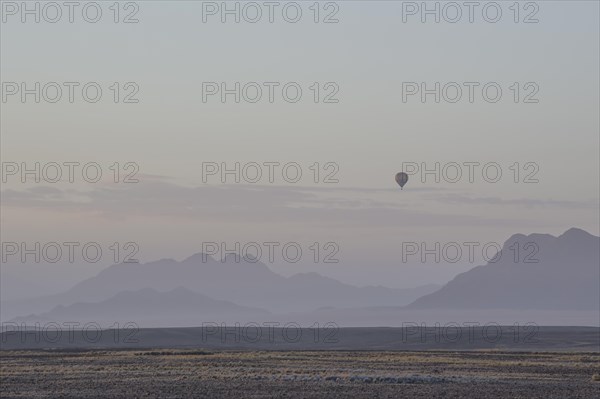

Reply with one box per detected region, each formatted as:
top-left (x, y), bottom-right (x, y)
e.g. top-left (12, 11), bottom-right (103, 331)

top-left (395, 172), bottom-right (408, 190)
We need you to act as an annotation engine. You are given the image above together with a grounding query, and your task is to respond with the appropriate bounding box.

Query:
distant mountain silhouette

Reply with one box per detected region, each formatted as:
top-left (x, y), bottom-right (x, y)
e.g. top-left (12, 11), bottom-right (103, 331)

top-left (10, 287), bottom-right (270, 327)
top-left (1, 254), bottom-right (439, 320)
top-left (5, 228), bottom-right (597, 327)
top-left (408, 228), bottom-right (600, 310)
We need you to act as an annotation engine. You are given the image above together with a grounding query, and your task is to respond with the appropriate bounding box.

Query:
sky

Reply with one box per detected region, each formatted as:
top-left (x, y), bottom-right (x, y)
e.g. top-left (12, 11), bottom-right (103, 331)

top-left (1, 0), bottom-right (599, 291)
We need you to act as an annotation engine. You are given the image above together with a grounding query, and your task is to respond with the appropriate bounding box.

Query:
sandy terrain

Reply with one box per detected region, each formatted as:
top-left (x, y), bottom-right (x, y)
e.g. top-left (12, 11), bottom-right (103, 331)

top-left (1, 350), bottom-right (599, 398)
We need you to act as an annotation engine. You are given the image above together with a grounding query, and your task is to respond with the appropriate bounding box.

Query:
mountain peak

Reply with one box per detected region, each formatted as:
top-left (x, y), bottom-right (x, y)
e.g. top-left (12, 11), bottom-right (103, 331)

top-left (183, 252), bottom-right (217, 264)
top-left (560, 227), bottom-right (594, 240)
top-left (408, 228), bottom-right (599, 310)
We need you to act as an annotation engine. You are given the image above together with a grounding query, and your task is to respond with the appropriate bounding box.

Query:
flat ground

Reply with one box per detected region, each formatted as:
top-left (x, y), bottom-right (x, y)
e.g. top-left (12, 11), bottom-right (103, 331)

top-left (1, 350), bottom-right (599, 398)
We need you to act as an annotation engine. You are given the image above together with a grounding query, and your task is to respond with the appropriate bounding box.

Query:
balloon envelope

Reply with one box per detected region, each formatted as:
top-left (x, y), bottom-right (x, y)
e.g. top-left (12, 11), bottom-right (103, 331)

top-left (395, 172), bottom-right (408, 188)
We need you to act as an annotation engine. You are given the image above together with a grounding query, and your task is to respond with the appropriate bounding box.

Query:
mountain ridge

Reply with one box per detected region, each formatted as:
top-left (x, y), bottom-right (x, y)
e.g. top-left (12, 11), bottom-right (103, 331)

top-left (407, 228), bottom-right (599, 310)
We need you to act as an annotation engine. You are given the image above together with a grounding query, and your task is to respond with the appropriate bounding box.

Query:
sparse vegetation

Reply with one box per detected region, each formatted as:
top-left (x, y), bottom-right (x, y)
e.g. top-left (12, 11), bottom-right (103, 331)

top-left (136, 350), bottom-right (212, 356)
top-left (1, 350), bottom-right (598, 398)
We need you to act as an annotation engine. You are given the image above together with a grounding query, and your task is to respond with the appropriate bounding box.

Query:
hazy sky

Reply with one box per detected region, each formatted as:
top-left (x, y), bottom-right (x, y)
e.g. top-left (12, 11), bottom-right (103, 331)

top-left (1, 1), bottom-right (599, 289)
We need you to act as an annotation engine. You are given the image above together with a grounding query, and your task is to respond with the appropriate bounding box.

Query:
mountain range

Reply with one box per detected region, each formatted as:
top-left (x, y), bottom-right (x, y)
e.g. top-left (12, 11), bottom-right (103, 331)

top-left (408, 228), bottom-right (599, 310)
top-left (3, 228), bottom-right (598, 327)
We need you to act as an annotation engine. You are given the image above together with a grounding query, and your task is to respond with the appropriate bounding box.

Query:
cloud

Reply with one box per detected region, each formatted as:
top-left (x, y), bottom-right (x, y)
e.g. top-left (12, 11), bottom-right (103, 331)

top-left (430, 193), bottom-right (600, 210)
top-left (2, 181), bottom-right (580, 229)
